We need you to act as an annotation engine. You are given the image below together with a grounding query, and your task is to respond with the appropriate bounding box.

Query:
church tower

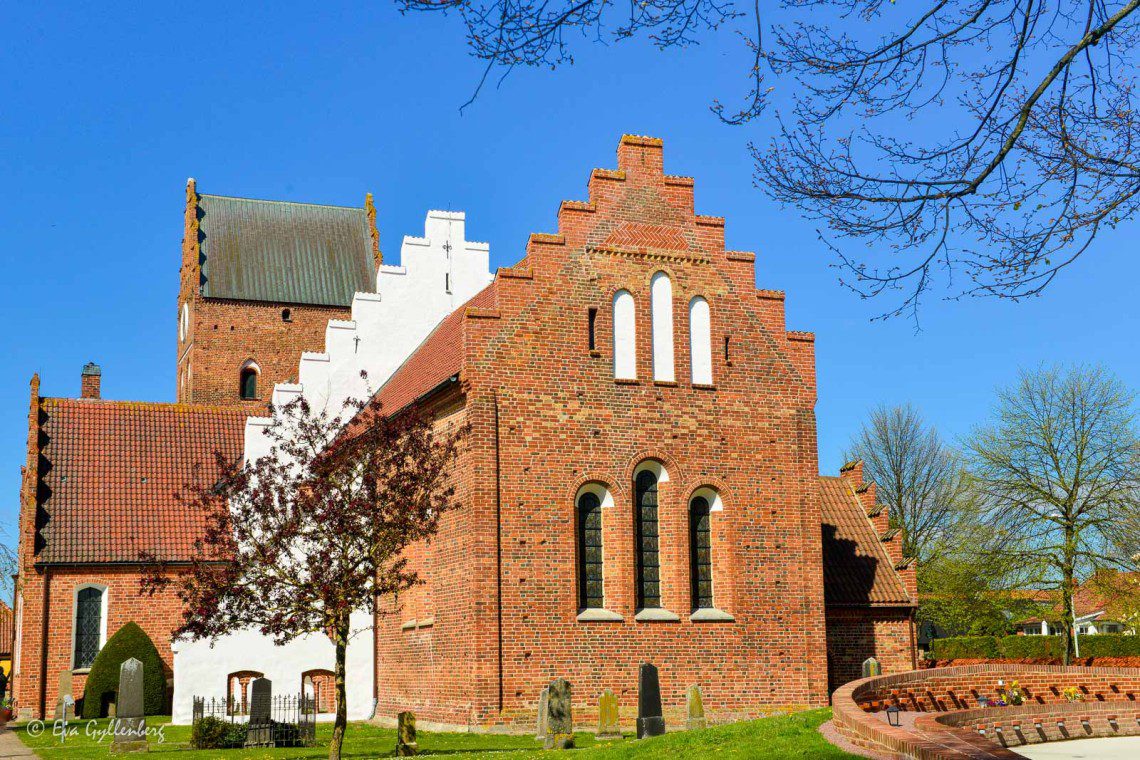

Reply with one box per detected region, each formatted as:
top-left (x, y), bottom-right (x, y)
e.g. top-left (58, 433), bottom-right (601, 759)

top-left (176, 179), bottom-right (381, 409)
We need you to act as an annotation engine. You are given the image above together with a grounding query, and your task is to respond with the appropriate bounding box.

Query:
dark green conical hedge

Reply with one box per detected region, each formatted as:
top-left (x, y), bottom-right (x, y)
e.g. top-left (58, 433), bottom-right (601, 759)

top-left (81, 622), bottom-right (167, 718)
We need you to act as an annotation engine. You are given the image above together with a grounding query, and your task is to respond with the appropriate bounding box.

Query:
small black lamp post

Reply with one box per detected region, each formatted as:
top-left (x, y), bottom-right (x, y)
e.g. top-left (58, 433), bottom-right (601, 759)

top-left (886, 705), bottom-right (901, 727)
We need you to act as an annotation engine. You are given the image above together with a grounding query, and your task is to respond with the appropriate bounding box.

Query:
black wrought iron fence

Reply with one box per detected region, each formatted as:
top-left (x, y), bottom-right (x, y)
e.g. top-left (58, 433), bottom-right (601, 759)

top-left (191, 694), bottom-right (316, 748)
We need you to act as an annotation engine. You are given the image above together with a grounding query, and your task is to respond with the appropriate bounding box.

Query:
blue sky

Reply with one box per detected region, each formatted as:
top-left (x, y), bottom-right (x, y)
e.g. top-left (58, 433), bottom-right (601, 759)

top-left (2, 3), bottom-right (1137, 546)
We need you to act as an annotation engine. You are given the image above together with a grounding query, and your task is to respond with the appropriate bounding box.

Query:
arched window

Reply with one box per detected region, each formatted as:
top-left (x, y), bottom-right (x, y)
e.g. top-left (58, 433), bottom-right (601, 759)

top-left (577, 491), bottom-right (603, 610)
top-left (690, 496), bottom-right (713, 610)
top-left (689, 296), bottom-right (712, 385)
top-left (650, 272), bottom-right (675, 382)
top-left (73, 585), bottom-right (106, 669)
top-left (613, 290), bottom-right (637, 379)
top-left (635, 469), bottom-right (661, 609)
top-left (239, 362), bottom-right (259, 400)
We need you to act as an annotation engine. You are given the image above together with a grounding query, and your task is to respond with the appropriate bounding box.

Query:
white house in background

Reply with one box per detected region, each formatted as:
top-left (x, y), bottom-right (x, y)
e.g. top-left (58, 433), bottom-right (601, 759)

top-left (1015, 575), bottom-right (1139, 637)
top-left (170, 210), bottom-right (493, 724)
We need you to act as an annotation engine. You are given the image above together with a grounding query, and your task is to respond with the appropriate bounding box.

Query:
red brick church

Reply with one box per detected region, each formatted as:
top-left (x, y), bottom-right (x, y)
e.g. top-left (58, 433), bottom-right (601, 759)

top-left (11, 135), bottom-right (916, 725)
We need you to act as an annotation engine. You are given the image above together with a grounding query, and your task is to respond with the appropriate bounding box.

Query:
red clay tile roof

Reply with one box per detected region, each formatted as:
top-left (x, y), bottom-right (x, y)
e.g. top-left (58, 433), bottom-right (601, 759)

top-left (0, 601), bottom-right (11, 656)
top-left (820, 476), bottom-right (913, 607)
top-left (374, 283), bottom-right (497, 413)
top-left (35, 399), bottom-right (248, 565)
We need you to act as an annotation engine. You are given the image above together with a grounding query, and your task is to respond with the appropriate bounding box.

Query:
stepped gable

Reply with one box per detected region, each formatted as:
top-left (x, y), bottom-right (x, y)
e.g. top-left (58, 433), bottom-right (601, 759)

top-left (370, 133), bottom-right (815, 413)
top-left (820, 475), bottom-right (914, 607)
top-left (33, 398), bottom-right (247, 564)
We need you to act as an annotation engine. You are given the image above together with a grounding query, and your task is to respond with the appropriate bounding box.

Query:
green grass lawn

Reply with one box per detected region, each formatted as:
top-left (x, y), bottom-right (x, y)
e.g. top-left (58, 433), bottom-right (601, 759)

top-left (14, 708), bottom-right (856, 758)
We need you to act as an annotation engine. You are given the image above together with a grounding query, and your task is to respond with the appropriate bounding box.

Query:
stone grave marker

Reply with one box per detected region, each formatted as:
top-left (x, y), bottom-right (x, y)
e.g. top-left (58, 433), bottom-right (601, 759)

top-left (597, 689), bottom-right (622, 740)
top-left (636, 663), bottom-right (665, 739)
top-left (686, 685), bottom-right (706, 731)
top-left (244, 677), bottom-right (274, 748)
top-left (54, 670), bottom-right (74, 721)
top-left (534, 686), bottom-right (549, 740)
top-left (543, 678), bottom-right (574, 750)
top-left (861, 657), bottom-right (882, 678)
top-left (396, 711), bottom-right (418, 756)
top-left (110, 658), bottom-right (146, 753)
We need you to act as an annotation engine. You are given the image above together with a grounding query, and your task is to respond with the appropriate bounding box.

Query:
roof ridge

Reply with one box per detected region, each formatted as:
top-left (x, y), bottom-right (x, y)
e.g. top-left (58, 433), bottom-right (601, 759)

top-left (41, 397), bottom-right (252, 415)
top-left (199, 193), bottom-right (365, 212)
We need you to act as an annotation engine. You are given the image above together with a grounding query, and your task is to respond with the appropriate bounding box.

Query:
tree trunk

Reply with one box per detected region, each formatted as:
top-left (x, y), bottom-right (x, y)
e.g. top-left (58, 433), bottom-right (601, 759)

top-left (1061, 527), bottom-right (1076, 666)
top-left (329, 627), bottom-right (348, 760)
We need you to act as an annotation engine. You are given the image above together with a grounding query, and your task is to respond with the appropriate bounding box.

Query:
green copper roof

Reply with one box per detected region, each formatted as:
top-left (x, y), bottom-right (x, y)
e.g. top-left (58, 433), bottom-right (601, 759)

top-left (198, 194), bottom-right (374, 306)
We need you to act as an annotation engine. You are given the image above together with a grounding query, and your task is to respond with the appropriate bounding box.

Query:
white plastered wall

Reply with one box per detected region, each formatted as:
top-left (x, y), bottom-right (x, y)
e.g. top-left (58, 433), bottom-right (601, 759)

top-left (170, 611), bottom-right (374, 724)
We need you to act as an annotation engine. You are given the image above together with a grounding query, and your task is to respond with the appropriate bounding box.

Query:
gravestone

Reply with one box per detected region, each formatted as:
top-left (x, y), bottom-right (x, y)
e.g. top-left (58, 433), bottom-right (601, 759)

top-left (636, 663), bottom-right (665, 739)
top-left (543, 678), bottom-right (574, 750)
top-left (53, 670), bottom-right (74, 721)
top-left (861, 657), bottom-right (882, 679)
top-left (534, 686), bottom-right (549, 740)
top-left (244, 677), bottom-right (274, 748)
top-left (686, 685), bottom-right (706, 731)
top-left (396, 711), bottom-right (418, 756)
top-left (597, 689), bottom-right (622, 740)
top-left (110, 658), bottom-right (146, 753)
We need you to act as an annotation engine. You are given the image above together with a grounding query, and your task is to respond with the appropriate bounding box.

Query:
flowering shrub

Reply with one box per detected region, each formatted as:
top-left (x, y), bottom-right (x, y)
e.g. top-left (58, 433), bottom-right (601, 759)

top-left (1062, 686), bottom-right (1083, 703)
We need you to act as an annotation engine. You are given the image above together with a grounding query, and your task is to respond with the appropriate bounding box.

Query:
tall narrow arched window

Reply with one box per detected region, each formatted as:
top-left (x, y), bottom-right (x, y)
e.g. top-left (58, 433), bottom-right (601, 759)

top-left (613, 290), bottom-right (637, 379)
top-left (635, 469), bottom-right (661, 609)
top-left (577, 491), bottom-right (603, 610)
top-left (690, 496), bottom-right (713, 610)
top-left (650, 272), bottom-right (675, 382)
top-left (689, 296), bottom-right (712, 385)
top-left (73, 585), bottom-right (106, 669)
top-left (239, 362), bottom-right (259, 400)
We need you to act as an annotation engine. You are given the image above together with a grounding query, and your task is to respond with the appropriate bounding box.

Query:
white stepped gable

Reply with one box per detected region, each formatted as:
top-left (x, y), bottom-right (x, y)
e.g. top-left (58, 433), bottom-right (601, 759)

top-left (243, 210), bottom-right (493, 462)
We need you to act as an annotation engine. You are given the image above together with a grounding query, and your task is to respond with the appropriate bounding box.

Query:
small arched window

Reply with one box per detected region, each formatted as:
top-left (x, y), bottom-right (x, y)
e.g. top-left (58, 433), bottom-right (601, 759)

top-left (180, 303), bottom-right (190, 342)
top-left (73, 585), bottom-right (106, 669)
top-left (635, 469), bottom-right (661, 609)
top-left (613, 290), bottom-right (637, 380)
top-left (239, 362), bottom-right (259, 400)
top-left (577, 491), bottom-right (604, 610)
top-left (689, 296), bottom-right (712, 385)
top-left (690, 496), bottom-right (713, 610)
top-left (650, 272), bottom-right (675, 382)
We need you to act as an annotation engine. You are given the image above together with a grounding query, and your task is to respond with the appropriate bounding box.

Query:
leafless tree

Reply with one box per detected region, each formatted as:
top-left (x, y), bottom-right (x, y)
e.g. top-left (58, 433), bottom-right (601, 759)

top-left (967, 364), bottom-right (1140, 662)
top-left (845, 403), bottom-right (967, 563)
top-left (398, 0), bottom-right (1140, 321)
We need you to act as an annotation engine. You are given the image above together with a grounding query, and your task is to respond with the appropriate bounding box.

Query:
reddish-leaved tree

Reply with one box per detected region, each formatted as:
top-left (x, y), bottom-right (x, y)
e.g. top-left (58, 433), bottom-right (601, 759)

top-left (144, 390), bottom-right (461, 760)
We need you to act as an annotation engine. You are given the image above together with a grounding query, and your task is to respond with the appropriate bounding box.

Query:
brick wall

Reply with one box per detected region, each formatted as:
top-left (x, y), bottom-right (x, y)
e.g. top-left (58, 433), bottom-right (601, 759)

top-left (12, 565), bottom-right (185, 719)
top-left (176, 295), bottom-right (351, 409)
top-left (826, 607), bottom-right (916, 694)
top-left (375, 135), bottom-right (831, 729)
top-left (832, 664), bottom-right (1140, 759)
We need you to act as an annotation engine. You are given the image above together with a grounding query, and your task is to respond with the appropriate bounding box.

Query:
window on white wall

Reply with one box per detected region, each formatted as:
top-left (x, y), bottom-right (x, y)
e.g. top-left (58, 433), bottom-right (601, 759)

top-left (689, 296), bottom-right (712, 385)
top-left (613, 290), bottom-right (637, 380)
top-left (650, 272), bottom-right (675, 382)
top-left (73, 585), bottom-right (107, 669)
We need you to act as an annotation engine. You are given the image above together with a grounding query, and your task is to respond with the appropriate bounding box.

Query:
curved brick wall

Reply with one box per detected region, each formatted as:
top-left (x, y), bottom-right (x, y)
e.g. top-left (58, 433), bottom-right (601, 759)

top-left (831, 664), bottom-right (1140, 759)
